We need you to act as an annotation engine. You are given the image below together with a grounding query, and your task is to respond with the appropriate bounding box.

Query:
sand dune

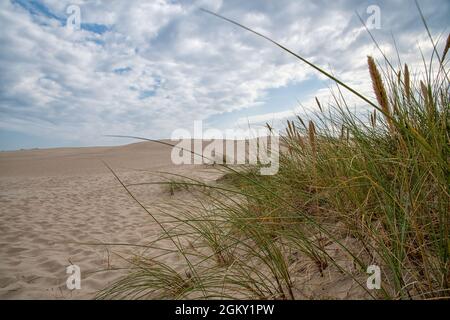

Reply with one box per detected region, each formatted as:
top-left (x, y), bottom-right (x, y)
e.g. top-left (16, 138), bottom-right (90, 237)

top-left (0, 141), bottom-right (219, 299)
top-left (0, 140), bottom-right (369, 300)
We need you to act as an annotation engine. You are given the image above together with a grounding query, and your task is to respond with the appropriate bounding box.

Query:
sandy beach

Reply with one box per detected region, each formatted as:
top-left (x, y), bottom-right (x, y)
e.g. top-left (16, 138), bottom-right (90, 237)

top-left (1, 0), bottom-right (448, 303)
top-left (0, 141), bottom-right (373, 300)
top-left (0, 141), bottom-right (221, 299)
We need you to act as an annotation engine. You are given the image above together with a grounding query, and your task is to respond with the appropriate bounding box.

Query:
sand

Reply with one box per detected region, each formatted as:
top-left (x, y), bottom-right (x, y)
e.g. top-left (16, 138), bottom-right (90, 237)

top-left (0, 141), bottom-right (369, 300)
top-left (0, 141), bottom-right (221, 299)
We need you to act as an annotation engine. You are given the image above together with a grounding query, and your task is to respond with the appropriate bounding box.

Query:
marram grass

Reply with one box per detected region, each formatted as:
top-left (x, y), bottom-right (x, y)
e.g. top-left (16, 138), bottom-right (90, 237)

top-left (98, 9), bottom-right (449, 300)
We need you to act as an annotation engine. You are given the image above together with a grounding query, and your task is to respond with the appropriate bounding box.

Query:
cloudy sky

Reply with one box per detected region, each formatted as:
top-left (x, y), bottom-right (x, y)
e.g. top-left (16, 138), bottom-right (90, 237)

top-left (0, 0), bottom-right (448, 150)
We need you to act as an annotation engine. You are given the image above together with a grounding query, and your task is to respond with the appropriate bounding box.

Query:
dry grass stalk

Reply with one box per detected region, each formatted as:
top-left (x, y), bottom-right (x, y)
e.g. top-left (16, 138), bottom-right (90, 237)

top-left (315, 97), bottom-right (323, 113)
top-left (441, 33), bottom-right (450, 63)
top-left (404, 64), bottom-right (411, 103)
top-left (308, 120), bottom-right (316, 156)
top-left (420, 81), bottom-right (433, 115)
top-left (370, 109), bottom-right (377, 128)
top-left (368, 56), bottom-right (395, 134)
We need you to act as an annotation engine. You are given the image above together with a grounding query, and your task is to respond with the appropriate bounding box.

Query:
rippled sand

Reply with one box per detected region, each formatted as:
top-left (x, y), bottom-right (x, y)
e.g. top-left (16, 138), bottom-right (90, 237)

top-left (0, 141), bottom-right (219, 299)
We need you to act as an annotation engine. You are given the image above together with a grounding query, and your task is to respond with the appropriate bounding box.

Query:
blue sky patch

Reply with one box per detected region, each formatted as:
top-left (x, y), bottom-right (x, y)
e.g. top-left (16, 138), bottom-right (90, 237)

top-left (1, 0), bottom-right (449, 149)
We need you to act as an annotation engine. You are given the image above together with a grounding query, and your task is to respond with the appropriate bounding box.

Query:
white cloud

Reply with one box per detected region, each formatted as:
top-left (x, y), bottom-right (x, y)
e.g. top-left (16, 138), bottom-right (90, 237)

top-left (0, 0), bottom-right (448, 148)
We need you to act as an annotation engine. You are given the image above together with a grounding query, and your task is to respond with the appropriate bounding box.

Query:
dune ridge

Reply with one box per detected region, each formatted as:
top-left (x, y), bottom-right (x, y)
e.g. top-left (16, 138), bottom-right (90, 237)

top-left (0, 141), bottom-right (220, 299)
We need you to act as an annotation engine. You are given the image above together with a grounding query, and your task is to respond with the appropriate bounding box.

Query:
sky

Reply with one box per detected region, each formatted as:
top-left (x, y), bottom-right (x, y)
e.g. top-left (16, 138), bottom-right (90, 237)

top-left (0, 0), bottom-right (448, 150)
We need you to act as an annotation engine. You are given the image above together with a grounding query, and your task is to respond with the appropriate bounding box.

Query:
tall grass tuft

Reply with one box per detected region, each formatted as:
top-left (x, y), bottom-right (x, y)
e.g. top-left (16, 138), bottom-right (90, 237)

top-left (100, 9), bottom-right (449, 300)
